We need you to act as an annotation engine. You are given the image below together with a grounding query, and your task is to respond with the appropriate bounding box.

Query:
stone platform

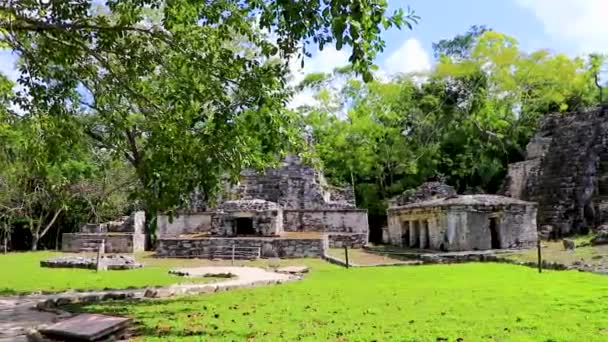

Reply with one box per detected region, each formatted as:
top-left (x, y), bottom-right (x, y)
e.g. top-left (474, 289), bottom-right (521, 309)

top-left (156, 235), bottom-right (325, 259)
top-left (40, 255), bottom-right (142, 270)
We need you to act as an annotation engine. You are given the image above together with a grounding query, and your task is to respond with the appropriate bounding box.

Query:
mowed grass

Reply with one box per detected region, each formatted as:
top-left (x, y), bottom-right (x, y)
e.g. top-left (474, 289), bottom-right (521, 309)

top-left (77, 263), bottom-right (608, 341)
top-left (0, 252), bottom-right (213, 295)
top-left (0, 252), bottom-right (328, 295)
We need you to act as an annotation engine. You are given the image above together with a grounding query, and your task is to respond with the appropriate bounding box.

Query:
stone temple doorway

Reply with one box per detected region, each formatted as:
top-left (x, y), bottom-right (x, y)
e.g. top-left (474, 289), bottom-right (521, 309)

top-left (489, 217), bottom-right (501, 249)
top-left (401, 221), bottom-right (410, 247)
top-left (235, 217), bottom-right (255, 236)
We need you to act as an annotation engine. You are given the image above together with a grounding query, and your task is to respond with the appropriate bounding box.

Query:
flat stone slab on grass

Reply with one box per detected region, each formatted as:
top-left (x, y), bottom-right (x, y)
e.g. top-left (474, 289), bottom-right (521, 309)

top-left (40, 255), bottom-right (142, 270)
top-left (39, 314), bottom-right (131, 341)
top-left (276, 266), bottom-right (309, 274)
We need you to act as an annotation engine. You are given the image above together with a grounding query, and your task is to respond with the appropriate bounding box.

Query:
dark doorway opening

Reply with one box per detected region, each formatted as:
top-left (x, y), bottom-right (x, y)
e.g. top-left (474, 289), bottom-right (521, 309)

top-left (235, 218), bottom-right (255, 235)
top-left (401, 221), bottom-right (410, 247)
top-left (423, 221), bottom-right (430, 249)
top-left (412, 221), bottom-right (420, 248)
top-left (489, 217), bottom-right (500, 249)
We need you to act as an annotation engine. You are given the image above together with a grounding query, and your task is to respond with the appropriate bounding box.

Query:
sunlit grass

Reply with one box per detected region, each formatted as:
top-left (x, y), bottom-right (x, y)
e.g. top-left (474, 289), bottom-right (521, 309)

top-left (77, 263), bottom-right (608, 341)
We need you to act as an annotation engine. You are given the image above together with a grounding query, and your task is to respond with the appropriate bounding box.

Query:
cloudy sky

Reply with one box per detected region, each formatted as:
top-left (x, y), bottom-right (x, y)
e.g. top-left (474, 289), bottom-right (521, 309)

top-left (2, 0), bottom-right (607, 89)
top-left (291, 0), bottom-right (608, 80)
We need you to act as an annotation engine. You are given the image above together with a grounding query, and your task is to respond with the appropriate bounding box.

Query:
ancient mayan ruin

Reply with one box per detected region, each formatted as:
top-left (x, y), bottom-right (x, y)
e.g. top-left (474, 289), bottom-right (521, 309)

top-left (504, 107), bottom-right (608, 237)
top-left (155, 155), bottom-right (369, 258)
top-left (384, 182), bottom-right (537, 251)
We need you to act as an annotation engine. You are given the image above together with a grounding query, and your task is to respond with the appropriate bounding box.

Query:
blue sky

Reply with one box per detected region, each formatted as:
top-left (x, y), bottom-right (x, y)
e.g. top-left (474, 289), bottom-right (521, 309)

top-left (292, 0), bottom-right (608, 81)
top-left (2, 0), bottom-right (608, 88)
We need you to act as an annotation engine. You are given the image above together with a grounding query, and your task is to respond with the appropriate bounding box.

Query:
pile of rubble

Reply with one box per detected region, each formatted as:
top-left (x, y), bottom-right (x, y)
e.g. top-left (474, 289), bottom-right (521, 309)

top-left (390, 182), bottom-right (457, 207)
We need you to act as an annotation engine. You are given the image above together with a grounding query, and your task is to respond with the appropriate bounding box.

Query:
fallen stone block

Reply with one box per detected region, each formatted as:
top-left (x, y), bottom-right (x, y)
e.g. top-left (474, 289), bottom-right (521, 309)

top-left (39, 313), bottom-right (131, 342)
top-left (144, 288), bottom-right (173, 298)
top-left (276, 266), bottom-right (309, 274)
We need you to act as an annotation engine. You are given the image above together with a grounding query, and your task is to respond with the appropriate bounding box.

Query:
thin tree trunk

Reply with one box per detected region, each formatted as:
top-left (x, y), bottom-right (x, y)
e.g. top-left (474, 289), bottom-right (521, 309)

top-left (29, 217), bottom-right (39, 251)
top-left (55, 224), bottom-right (61, 251)
top-left (2, 222), bottom-right (7, 254)
top-left (31, 233), bottom-right (39, 251)
top-left (39, 208), bottom-right (63, 242)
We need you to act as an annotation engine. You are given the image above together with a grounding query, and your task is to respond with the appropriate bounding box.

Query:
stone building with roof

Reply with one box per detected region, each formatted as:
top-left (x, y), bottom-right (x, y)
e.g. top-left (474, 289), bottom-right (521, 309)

top-left (156, 155), bottom-right (369, 258)
top-left (385, 183), bottom-right (537, 252)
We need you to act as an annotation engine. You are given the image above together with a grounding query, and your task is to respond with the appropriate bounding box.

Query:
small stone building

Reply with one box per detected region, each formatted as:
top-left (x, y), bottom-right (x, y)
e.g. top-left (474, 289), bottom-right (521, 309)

top-left (386, 187), bottom-right (537, 251)
top-left (62, 211), bottom-right (145, 253)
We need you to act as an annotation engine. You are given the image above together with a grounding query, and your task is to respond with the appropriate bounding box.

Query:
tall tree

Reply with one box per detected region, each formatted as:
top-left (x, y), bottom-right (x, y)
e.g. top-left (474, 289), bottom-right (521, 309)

top-left (0, 1), bottom-right (419, 237)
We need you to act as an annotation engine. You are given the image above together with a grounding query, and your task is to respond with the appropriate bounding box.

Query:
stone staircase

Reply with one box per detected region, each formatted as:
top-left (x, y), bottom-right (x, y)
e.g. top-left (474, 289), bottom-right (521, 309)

top-left (182, 246), bottom-right (261, 260)
top-left (78, 239), bottom-right (104, 253)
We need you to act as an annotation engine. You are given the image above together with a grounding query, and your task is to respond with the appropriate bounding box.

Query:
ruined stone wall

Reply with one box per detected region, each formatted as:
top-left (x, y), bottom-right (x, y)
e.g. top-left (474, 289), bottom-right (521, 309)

top-left (78, 211), bottom-right (145, 234)
top-left (496, 206), bottom-right (538, 249)
top-left (504, 107), bottom-right (608, 235)
top-left (326, 233), bottom-right (368, 248)
top-left (157, 213), bottom-right (213, 238)
top-left (156, 237), bottom-right (324, 258)
top-left (235, 155), bottom-right (355, 210)
top-left (283, 209), bottom-right (368, 234)
top-left (63, 211), bottom-right (146, 252)
top-left (62, 233), bottom-right (143, 253)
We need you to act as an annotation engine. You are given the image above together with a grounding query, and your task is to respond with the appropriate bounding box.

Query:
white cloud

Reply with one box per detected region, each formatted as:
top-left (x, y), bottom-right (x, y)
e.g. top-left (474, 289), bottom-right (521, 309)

top-left (289, 46), bottom-right (350, 86)
top-left (383, 38), bottom-right (431, 75)
top-left (515, 0), bottom-right (608, 54)
top-left (287, 46), bottom-right (350, 109)
top-left (0, 50), bottom-right (19, 82)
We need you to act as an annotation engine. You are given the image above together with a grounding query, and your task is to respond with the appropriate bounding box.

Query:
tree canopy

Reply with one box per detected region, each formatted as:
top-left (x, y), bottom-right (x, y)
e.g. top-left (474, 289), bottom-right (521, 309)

top-left (0, 0), bottom-right (417, 249)
top-left (298, 30), bottom-right (603, 240)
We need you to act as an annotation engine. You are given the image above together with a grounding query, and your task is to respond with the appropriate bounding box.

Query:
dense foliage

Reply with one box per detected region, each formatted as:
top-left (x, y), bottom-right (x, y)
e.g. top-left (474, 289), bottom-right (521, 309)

top-left (299, 29), bottom-right (605, 237)
top-left (0, 0), bottom-right (415, 249)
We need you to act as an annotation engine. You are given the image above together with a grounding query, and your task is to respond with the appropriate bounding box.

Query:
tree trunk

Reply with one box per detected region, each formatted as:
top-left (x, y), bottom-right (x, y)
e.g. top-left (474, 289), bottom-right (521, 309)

top-left (31, 232), bottom-right (39, 251)
top-left (55, 224), bottom-right (61, 251)
top-left (29, 217), bottom-right (39, 251)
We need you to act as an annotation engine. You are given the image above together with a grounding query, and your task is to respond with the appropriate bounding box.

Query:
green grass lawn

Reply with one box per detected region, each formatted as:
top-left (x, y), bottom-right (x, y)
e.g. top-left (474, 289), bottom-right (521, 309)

top-left (0, 252), bottom-right (328, 295)
top-left (75, 263), bottom-right (608, 341)
top-left (0, 252), bottom-right (213, 295)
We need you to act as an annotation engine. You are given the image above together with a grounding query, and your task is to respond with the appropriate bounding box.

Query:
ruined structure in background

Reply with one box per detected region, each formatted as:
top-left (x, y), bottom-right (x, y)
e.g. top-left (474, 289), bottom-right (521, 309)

top-left (504, 107), bottom-right (608, 236)
top-left (62, 211), bottom-right (145, 253)
top-left (389, 182), bottom-right (457, 207)
top-left (385, 183), bottom-right (537, 252)
top-left (156, 155), bottom-right (369, 258)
